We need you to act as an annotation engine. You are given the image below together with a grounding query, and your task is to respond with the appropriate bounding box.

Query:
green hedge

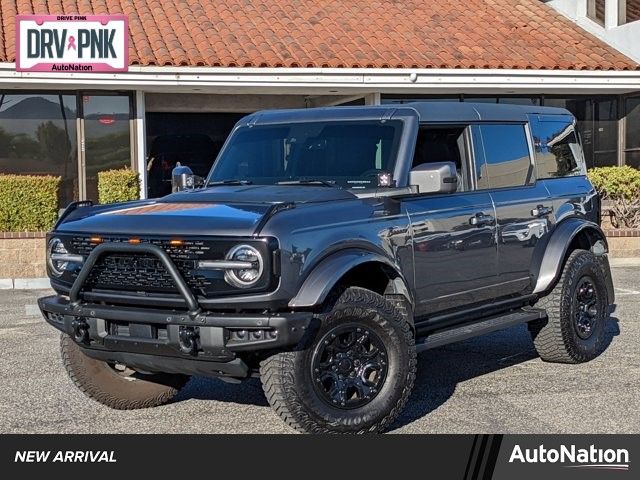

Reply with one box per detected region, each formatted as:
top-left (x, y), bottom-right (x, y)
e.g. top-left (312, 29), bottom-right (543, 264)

top-left (588, 166), bottom-right (640, 229)
top-left (0, 174), bottom-right (61, 231)
top-left (98, 168), bottom-right (140, 204)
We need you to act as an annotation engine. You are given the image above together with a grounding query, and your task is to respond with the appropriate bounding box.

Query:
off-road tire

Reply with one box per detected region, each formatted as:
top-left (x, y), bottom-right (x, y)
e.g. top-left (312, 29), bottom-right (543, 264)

top-left (260, 287), bottom-right (416, 434)
top-left (61, 334), bottom-right (189, 409)
top-left (529, 249), bottom-right (609, 364)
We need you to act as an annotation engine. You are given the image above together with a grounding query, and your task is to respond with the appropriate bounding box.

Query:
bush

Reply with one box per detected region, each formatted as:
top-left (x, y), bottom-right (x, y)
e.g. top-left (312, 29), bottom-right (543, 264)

top-left (0, 174), bottom-right (61, 231)
top-left (588, 166), bottom-right (640, 228)
top-left (98, 168), bottom-right (140, 204)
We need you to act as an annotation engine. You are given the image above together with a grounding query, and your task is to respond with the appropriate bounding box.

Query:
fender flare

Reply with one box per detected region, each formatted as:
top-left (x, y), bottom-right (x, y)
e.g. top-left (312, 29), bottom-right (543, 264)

top-left (288, 249), bottom-right (413, 309)
top-left (531, 218), bottom-right (610, 296)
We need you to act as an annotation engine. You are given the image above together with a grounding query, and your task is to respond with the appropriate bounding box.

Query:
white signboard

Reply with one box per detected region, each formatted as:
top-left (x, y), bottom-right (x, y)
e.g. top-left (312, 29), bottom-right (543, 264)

top-left (16, 14), bottom-right (128, 72)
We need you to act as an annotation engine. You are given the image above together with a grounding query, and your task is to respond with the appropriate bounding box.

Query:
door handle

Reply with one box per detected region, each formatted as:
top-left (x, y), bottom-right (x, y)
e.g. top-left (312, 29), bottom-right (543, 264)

top-left (531, 205), bottom-right (553, 217)
top-left (469, 212), bottom-right (494, 227)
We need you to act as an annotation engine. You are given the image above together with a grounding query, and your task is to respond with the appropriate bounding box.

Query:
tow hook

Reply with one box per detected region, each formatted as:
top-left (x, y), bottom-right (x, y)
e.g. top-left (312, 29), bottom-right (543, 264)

top-left (71, 318), bottom-right (89, 343)
top-left (178, 326), bottom-right (200, 355)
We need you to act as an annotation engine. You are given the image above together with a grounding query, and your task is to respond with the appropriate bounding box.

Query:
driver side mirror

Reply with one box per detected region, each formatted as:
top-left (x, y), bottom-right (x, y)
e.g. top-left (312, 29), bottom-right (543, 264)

top-left (409, 161), bottom-right (458, 194)
top-left (171, 164), bottom-right (204, 192)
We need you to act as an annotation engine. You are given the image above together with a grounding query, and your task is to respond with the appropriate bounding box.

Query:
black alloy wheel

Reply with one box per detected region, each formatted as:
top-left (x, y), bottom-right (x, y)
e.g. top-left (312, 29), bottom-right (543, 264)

top-left (573, 276), bottom-right (600, 340)
top-left (311, 323), bottom-right (389, 409)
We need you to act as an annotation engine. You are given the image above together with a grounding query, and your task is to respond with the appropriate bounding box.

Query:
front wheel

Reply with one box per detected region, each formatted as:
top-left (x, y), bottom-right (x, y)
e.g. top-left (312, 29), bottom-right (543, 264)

top-left (529, 249), bottom-right (610, 364)
top-left (61, 334), bottom-right (189, 409)
top-left (260, 287), bottom-right (416, 434)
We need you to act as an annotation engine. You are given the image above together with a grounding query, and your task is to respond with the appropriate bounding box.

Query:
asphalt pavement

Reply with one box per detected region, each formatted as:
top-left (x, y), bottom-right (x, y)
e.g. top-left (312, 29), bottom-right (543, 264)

top-left (1, 266), bottom-right (638, 434)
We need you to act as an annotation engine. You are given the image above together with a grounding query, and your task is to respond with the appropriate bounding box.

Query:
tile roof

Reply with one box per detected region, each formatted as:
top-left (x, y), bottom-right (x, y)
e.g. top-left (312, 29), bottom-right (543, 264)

top-left (0, 0), bottom-right (637, 70)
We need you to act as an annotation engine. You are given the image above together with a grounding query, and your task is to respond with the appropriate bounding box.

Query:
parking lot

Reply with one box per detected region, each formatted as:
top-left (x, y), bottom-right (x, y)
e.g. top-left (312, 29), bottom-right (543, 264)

top-left (1, 265), bottom-right (638, 434)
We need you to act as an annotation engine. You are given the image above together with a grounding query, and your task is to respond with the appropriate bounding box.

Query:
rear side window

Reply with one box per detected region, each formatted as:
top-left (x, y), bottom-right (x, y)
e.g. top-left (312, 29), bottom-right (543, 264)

top-left (471, 124), bottom-right (533, 189)
top-left (528, 115), bottom-right (583, 179)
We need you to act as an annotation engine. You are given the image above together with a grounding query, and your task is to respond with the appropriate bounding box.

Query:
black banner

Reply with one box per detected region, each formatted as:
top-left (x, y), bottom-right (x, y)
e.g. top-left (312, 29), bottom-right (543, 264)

top-left (0, 434), bottom-right (636, 478)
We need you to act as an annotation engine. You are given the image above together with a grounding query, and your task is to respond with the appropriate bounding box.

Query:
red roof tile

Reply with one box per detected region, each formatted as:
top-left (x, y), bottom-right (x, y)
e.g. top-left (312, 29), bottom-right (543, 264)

top-left (0, 0), bottom-right (637, 70)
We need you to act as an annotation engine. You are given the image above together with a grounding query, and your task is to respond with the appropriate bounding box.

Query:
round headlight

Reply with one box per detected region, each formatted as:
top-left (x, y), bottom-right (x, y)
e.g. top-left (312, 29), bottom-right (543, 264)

top-left (47, 238), bottom-right (68, 277)
top-left (224, 244), bottom-right (264, 288)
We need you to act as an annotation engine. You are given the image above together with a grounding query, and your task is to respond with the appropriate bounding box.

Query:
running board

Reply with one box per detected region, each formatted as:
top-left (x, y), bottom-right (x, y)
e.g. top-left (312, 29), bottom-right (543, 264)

top-left (415, 308), bottom-right (545, 352)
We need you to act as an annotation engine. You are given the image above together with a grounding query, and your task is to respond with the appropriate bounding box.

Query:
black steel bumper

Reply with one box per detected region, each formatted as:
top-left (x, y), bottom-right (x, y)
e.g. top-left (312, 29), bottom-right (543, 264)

top-left (39, 241), bottom-right (313, 379)
top-left (39, 295), bottom-right (313, 378)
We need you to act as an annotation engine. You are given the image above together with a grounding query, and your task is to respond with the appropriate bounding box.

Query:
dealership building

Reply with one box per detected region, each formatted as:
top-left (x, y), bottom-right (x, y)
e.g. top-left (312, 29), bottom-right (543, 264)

top-left (1, 0), bottom-right (640, 208)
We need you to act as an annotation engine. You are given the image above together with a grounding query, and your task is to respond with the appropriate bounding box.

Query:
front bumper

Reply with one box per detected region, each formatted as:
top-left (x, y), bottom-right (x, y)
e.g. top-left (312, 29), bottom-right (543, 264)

top-left (39, 295), bottom-right (313, 378)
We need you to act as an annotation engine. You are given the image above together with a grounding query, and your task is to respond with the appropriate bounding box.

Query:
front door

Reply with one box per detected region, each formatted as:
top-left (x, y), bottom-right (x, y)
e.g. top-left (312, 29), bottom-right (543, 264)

top-left (80, 94), bottom-right (134, 202)
top-left (403, 192), bottom-right (498, 317)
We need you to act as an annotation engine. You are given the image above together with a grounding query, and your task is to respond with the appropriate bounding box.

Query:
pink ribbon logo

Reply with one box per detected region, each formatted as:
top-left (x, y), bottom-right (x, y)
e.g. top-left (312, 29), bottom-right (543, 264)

top-left (67, 35), bottom-right (77, 50)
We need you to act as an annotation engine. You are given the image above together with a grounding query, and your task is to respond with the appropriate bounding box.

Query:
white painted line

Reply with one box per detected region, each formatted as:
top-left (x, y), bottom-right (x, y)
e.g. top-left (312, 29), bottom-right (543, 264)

top-left (610, 258), bottom-right (640, 268)
top-left (25, 304), bottom-right (41, 317)
top-left (0, 279), bottom-right (13, 289)
top-left (615, 288), bottom-right (640, 296)
top-left (13, 278), bottom-right (50, 290)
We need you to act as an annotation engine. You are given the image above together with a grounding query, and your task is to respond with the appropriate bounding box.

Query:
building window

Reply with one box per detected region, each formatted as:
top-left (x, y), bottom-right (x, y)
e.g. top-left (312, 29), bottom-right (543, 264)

top-left (624, 96), bottom-right (640, 168)
top-left (381, 95), bottom-right (461, 104)
top-left (587, 0), bottom-right (607, 25)
top-left (0, 93), bottom-right (78, 207)
top-left (145, 112), bottom-right (245, 198)
top-left (625, 0), bottom-right (640, 23)
top-left (543, 97), bottom-right (619, 168)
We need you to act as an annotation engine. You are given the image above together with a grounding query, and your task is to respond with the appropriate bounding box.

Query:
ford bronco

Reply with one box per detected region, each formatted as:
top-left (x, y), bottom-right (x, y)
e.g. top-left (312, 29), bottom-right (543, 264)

top-left (39, 103), bottom-right (615, 433)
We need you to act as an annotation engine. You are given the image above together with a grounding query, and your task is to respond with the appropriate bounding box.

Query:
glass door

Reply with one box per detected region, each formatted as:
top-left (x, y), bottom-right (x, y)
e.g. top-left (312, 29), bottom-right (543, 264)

top-left (80, 93), bottom-right (134, 202)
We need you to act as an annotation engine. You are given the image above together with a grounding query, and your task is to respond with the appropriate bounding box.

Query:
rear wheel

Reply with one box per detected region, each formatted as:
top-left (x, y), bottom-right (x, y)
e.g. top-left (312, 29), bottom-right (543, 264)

top-left (260, 287), bottom-right (416, 433)
top-left (60, 334), bottom-right (189, 409)
top-left (529, 249), bottom-right (610, 364)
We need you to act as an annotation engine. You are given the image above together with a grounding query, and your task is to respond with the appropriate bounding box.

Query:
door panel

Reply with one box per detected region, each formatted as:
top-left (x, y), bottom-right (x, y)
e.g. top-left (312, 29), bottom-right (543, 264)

top-left (491, 184), bottom-right (553, 293)
top-left (402, 192), bottom-right (498, 316)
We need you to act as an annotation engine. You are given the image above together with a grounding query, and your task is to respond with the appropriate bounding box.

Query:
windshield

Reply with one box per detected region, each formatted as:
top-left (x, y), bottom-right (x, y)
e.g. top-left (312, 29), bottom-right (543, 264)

top-left (207, 120), bottom-right (403, 189)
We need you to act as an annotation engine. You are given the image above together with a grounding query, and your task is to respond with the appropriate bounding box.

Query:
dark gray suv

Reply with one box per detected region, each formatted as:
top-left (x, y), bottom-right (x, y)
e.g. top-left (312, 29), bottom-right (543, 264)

top-left (39, 103), bottom-right (615, 433)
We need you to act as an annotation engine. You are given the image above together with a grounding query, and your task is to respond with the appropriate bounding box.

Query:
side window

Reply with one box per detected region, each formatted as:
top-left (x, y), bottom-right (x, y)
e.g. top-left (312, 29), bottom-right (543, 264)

top-left (472, 124), bottom-right (533, 189)
top-left (528, 115), bottom-right (583, 179)
top-left (412, 125), bottom-right (470, 192)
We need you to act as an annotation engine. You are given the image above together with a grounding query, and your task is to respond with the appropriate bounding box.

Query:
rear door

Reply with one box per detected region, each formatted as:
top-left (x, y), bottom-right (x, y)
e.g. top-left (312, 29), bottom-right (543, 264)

top-left (471, 123), bottom-right (552, 295)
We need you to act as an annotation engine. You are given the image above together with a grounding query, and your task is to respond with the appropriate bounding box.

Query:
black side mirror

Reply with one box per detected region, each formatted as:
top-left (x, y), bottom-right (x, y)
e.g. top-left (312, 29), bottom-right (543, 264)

top-left (171, 164), bottom-right (204, 192)
top-left (409, 161), bottom-right (458, 194)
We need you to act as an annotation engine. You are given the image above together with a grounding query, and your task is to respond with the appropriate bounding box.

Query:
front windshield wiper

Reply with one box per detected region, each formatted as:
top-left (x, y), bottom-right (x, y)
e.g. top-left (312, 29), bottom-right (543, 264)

top-left (276, 179), bottom-right (339, 188)
top-left (208, 179), bottom-right (253, 186)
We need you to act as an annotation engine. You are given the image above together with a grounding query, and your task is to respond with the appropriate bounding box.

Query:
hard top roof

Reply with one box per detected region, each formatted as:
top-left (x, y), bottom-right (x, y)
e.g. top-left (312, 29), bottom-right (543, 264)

top-left (242, 102), bottom-right (573, 126)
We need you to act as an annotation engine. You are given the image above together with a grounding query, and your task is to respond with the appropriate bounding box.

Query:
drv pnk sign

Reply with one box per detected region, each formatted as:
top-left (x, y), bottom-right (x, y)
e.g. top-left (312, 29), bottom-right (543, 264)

top-left (16, 15), bottom-right (128, 72)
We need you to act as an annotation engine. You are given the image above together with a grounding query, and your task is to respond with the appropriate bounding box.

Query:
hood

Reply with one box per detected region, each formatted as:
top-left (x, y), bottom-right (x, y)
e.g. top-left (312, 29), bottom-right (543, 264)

top-left (56, 185), bottom-right (357, 236)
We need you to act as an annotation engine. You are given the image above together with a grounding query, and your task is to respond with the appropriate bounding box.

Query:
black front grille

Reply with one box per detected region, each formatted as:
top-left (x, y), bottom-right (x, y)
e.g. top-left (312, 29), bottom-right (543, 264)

top-left (59, 235), bottom-right (275, 300)
top-left (71, 236), bottom-right (212, 295)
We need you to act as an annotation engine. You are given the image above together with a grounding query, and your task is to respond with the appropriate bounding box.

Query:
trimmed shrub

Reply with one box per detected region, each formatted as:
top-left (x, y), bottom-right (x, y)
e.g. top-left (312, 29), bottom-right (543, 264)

top-left (98, 168), bottom-right (140, 204)
top-left (0, 174), bottom-right (61, 231)
top-left (588, 166), bottom-right (640, 229)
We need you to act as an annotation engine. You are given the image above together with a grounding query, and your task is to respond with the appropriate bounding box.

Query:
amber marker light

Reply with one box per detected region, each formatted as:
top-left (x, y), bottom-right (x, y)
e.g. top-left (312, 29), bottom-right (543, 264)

top-left (128, 238), bottom-right (141, 245)
top-left (89, 236), bottom-right (103, 244)
top-left (169, 239), bottom-right (183, 246)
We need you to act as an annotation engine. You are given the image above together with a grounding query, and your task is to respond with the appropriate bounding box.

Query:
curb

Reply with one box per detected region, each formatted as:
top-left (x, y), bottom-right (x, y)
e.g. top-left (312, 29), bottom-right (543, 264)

top-left (0, 278), bottom-right (51, 290)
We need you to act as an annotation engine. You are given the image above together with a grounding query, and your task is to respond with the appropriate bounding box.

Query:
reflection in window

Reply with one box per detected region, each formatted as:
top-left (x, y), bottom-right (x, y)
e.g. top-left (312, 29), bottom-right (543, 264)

top-left (529, 117), bottom-right (582, 178)
top-left (0, 94), bottom-right (78, 207)
top-left (473, 124), bottom-right (533, 189)
top-left (211, 121), bottom-right (403, 189)
top-left (82, 95), bottom-right (132, 202)
top-left (587, 0), bottom-right (606, 25)
top-left (623, 0), bottom-right (640, 24)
